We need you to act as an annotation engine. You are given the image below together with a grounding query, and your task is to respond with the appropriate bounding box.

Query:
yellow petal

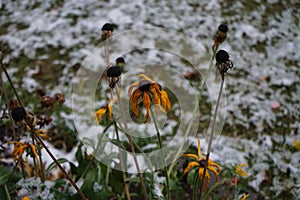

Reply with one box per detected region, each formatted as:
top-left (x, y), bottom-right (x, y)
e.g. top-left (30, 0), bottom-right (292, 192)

top-left (240, 193), bottom-right (250, 200)
top-left (143, 91), bottom-right (151, 122)
top-left (183, 161), bottom-right (200, 174)
top-left (107, 104), bottom-right (113, 119)
top-left (138, 74), bottom-right (153, 82)
top-left (95, 108), bottom-right (107, 123)
top-left (160, 90), bottom-right (171, 112)
top-left (149, 86), bottom-right (160, 105)
top-left (182, 153), bottom-right (199, 161)
top-left (130, 89), bottom-right (142, 117)
top-left (207, 165), bottom-right (219, 182)
top-left (128, 81), bottom-right (139, 95)
top-left (235, 164), bottom-right (249, 177)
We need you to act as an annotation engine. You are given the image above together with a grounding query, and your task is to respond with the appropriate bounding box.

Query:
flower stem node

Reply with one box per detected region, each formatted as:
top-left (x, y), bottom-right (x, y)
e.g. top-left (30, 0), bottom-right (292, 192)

top-left (107, 66), bottom-right (121, 89)
top-left (11, 107), bottom-right (26, 122)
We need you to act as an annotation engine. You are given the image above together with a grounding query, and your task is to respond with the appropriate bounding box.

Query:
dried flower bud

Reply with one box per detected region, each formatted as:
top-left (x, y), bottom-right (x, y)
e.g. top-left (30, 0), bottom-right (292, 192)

top-left (218, 24), bottom-right (228, 33)
top-left (55, 93), bottom-right (65, 105)
top-left (116, 57), bottom-right (125, 65)
top-left (9, 99), bottom-right (19, 110)
top-left (25, 111), bottom-right (35, 127)
top-left (41, 96), bottom-right (55, 109)
top-left (101, 23), bottom-right (113, 40)
top-left (11, 107), bottom-right (26, 122)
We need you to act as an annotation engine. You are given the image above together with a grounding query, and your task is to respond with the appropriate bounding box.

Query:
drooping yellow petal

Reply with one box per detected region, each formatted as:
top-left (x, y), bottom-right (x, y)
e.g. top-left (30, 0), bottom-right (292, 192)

top-left (22, 196), bottom-right (31, 200)
top-left (240, 193), bottom-right (250, 200)
top-left (143, 91), bottom-right (151, 122)
top-left (149, 86), bottom-right (161, 106)
top-left (107, 104), bottom-right (113, 119)
top-left (138, 74), bottom-right (153, 82)
top-left (29, 144), bottom-right (39, 161)
top-left (35, 129), bottom-right (49, 140)
top-left (235, 164), bottom-right (249, 177)
top-left (128, 81), bottom-right (139, 95)
top-left (183, 161), bottom-right (200, 174)
top-left (130, 89), bottom-right (142, 117)
top-left (160, 90), bottom-right (171, 112)
top-left (207, 165), bottom-right (219, 182)
top-left (182, 153), bottom-right (199, 161)
top-left (95, 108), bottom-right (107, 123)
top-left (208, 160), bottom-right (222, 173)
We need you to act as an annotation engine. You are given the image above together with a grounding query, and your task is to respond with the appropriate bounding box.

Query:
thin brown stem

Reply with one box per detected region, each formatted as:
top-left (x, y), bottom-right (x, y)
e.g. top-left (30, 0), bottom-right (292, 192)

top-left (0, 61), bottom-right (23, 107)
top-left (0, 71), bottom-right (17, 140)
top-left (113, 121), bottom-right (131, 200)
top-left (33, 133), bottom-right (87, 200)
top-left (114, 87), bottom-right (148, 200)
top-left (199, 76), bottom-right (224, 199)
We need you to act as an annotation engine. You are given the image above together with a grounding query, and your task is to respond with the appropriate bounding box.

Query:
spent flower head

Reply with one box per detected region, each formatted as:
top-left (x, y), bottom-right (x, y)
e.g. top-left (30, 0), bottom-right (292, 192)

top-left (101, 23), bottom-right (114, 40)
top-left (182, 137), bottom-right (221, 189)
top-left (128, 74), bottom-right (171, 123)
top-left (215, 49), bottom-right (233, 81)
top-left (107, 66), bottom-right (121, 89)
top-left (212, 24), bottom-right (228, 52)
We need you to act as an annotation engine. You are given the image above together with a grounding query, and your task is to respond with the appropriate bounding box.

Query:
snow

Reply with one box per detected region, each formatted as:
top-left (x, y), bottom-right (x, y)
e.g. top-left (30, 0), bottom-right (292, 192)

top-left (1, 0), bottom-right (299, 198)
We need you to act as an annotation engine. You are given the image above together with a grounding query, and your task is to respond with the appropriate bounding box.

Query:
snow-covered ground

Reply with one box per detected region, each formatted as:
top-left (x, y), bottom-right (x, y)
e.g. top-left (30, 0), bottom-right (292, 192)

top-left (1, 0), bottom-right (299, 198)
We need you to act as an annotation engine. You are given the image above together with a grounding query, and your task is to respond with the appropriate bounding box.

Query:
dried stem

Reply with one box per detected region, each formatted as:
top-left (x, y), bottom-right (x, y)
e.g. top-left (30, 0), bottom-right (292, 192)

top-left (113, 121), bottom-right (131, 200)
top-left (0, 70), bottom-right (17, 140)
top-left (199, 75), bottom-right (224, 199)
top-left (150, 108), bottom-right (170, 200)
top-left (114, 87), bottom-right (148, 200)
top-left (0, 61), bottom-right (23, 107)
top-left (33, 133), bottom-right (87, 200)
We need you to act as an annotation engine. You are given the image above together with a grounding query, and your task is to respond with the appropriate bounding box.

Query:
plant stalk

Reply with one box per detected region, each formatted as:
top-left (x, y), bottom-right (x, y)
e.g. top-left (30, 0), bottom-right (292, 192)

top-left (33, 133), bottom-right (87, 200)
top-left (150, 108), bottom-right (170, 200)
top-left (114, 87), bottom-right (148, 200)
top-left (199, 75), bottom-right (224, 200)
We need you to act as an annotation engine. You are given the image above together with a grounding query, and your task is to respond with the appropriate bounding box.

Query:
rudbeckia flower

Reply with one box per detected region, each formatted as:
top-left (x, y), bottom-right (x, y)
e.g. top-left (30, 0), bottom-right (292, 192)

top-left (212, 24), bottom-right (228, 52)
top-left (128, 74), bottom-right (171, 122)
top-left (95, 98), bottom-right (117, 124)
top-left (182, 137), bottom-right (221, 189)
top-left (9, 141), bottom-right (39, 162)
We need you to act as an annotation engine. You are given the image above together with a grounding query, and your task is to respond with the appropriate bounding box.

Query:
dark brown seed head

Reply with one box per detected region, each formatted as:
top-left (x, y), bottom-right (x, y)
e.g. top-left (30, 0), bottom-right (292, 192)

top-left (138, 80), bottom-right (151, 91)
top-left (216, 50), bottom-right (230, 64)
top-left (107, 66), bottom-right (121, 77)
top-left (101, 23), bottom-right (113, 32)
top-left (218, 24), bottom-right (228, 33)
top-left (11, 107), bottom-right (26, 122)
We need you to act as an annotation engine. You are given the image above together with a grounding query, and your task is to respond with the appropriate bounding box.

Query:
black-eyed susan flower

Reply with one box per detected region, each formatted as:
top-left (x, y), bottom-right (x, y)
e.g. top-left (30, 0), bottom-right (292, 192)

top-left (9, 141), bottom-right (39, 162)
top-left (182, 137), bottom-right (221, 189)
top-left (128, 74), bottom-right (171, 123)
top-left (95, 98), bottom-right (117, 124)
top-left (212, 24), bottom-right (228, 52)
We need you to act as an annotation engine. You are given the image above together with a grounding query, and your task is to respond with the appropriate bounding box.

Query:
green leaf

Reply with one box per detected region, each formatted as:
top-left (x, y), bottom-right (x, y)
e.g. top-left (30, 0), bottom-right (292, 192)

top-left (0, 166), bottom-right (10, 185)
top-left (82, 137), bottom-right (95, 150)
top-left (46, 158), bottom-right (69, 174)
